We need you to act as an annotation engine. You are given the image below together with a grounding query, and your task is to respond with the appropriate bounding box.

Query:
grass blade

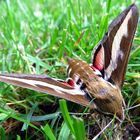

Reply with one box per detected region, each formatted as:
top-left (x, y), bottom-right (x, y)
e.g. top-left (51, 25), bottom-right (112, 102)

top-left (0, 126), bottom-right (6, 140)
top-left (59, 99), bottom-right (74, 135)
top-left (58, 122), bottom-right (70, 140)
top-left (41, 124), bottom-right (56, 140)
top-left (72, 116), bottom-right (86, 140)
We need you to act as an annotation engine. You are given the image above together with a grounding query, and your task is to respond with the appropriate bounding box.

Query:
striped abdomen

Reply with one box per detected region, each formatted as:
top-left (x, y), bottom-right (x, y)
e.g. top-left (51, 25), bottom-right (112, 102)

top-left (67, 59), bottom-right (99, 83)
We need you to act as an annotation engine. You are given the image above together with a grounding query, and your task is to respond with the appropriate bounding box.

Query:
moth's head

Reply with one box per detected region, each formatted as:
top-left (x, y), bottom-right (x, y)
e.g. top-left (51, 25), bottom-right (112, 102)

top-left (93, 81), bottom-right (125, 120)
top-left (107, 87), bottom-right (125, 121)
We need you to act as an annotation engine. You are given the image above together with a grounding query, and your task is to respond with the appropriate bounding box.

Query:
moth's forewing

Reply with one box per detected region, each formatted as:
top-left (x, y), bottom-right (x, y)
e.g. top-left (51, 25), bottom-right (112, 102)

top-left (92, 4), bottom-right (139, 88)
top-left (0, 74), bottom-right (93, 107)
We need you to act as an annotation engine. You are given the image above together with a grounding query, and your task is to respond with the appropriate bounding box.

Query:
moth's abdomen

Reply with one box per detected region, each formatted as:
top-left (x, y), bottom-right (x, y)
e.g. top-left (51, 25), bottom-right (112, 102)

top-left (67, 59), bottom-right (95, 81)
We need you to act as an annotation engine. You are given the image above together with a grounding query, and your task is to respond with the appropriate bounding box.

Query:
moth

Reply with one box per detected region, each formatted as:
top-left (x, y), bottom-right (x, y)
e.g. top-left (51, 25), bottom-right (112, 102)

top-left (0, 4), bottom-right (139, 120)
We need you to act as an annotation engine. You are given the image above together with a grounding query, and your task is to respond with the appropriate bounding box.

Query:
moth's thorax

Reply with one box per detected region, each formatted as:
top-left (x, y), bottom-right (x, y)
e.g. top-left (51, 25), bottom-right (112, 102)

top-left (67, 59), bottom-right (124, 120)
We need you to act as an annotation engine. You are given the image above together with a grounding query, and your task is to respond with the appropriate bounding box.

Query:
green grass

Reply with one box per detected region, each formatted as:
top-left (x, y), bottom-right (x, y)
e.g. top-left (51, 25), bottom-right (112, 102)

top-left (0, 0), bottom-right (140, 139)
